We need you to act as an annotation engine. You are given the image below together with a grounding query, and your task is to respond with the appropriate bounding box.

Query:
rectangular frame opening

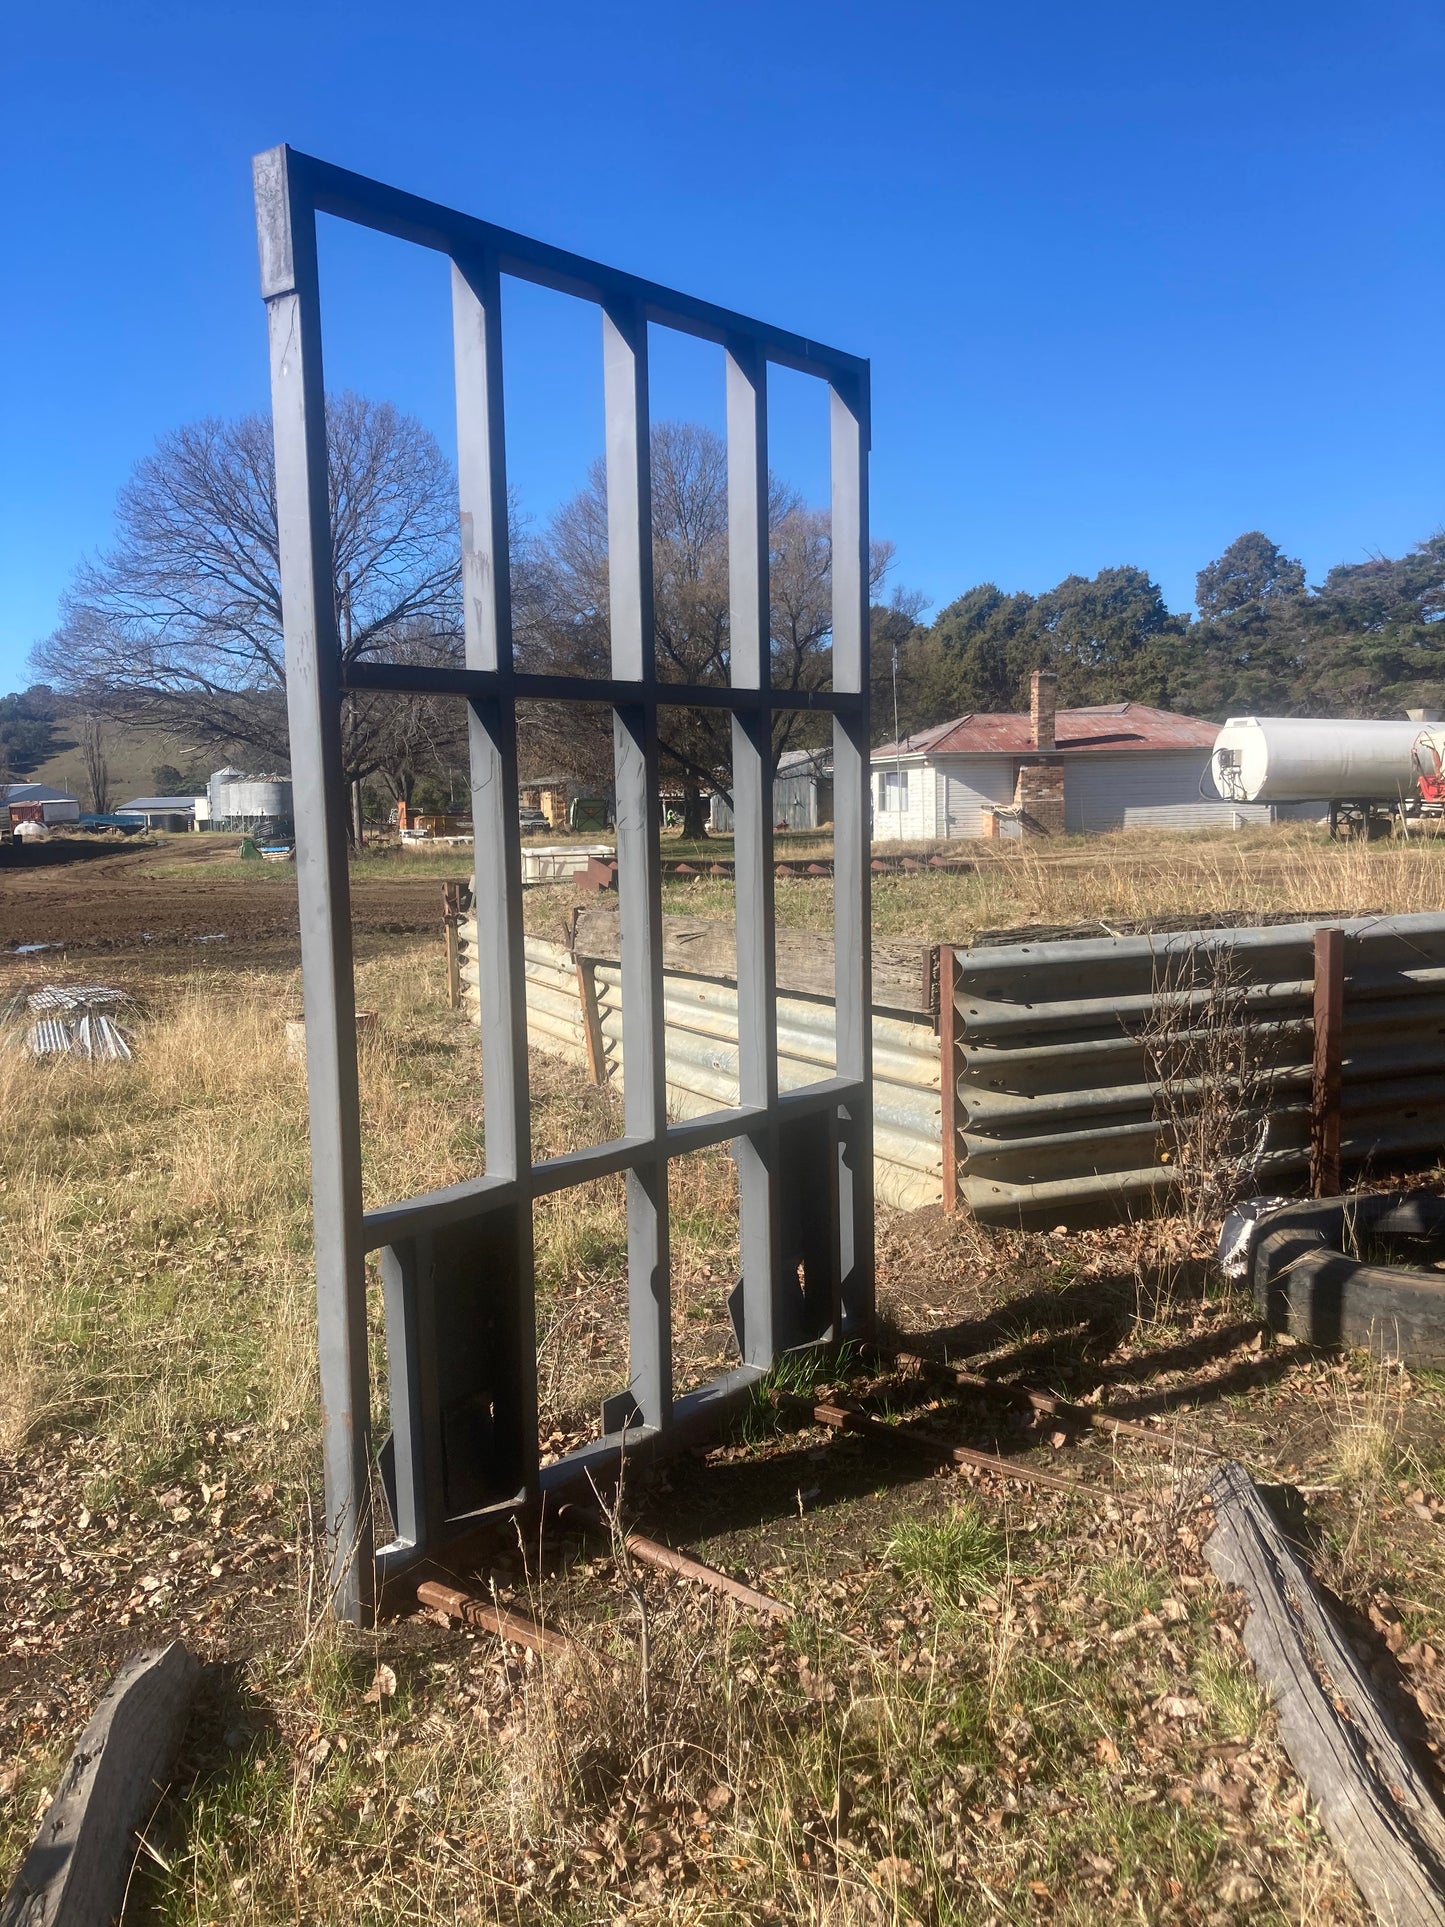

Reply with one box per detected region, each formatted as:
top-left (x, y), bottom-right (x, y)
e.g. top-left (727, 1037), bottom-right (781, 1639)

top-left (254, 143), bottom-right (873, 1619)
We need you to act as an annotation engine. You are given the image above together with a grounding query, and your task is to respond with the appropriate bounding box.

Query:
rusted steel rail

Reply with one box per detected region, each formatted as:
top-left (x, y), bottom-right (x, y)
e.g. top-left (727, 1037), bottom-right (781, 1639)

top-left (623, 1535), bottom-right (791, 1616)
top-left (415, 1580), bottom-right (570, 1659)
top-left (561, 1506), bottom-right (791, 1617)
top-left (796, 1397), bottom-right (1091, 1495)
top-left (886, 1350), bottom-right (1222, 1458)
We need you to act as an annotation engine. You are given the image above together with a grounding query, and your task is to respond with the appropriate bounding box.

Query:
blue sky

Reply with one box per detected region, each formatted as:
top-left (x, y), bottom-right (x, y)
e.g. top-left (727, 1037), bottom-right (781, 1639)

top-left (1, 0), bottom-right (1440, 692)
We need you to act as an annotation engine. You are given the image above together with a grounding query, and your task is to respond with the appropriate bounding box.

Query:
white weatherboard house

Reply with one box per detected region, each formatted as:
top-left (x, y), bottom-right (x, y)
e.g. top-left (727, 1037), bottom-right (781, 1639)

top-left (872, 672), bottom-right (1266, 841)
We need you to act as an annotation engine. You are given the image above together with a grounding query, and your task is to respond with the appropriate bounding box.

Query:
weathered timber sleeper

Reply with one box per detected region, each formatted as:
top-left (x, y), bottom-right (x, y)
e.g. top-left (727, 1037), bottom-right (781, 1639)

top-left (1205, 1460), bottom-right (1445, 1926)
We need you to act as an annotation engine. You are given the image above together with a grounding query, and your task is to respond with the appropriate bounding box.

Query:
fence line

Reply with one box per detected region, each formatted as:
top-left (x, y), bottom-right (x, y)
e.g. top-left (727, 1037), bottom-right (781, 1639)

top-left (947, 910), bottom-right (1445, 1226)
top-left (455, 918), bottom-right (943, 1211)
top-left (451, 900), bottom-right (1445, 1231)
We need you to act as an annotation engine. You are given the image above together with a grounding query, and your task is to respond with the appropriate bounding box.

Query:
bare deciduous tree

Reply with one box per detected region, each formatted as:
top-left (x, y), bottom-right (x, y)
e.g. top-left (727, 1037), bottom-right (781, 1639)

top-left (32, 394), bottom-right (463, 806)
top-left (78, 712), bottom-right (110, 814)
top-left (523, 422), bottom-right (897, 837)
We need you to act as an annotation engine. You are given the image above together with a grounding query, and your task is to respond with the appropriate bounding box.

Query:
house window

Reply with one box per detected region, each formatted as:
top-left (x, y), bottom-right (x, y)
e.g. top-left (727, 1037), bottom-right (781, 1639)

top-left (878, 769), bottom-right (909, 812)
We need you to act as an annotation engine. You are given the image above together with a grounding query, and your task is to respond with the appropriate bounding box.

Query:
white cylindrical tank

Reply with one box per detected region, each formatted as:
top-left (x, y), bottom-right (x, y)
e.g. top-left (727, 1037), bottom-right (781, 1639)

top-left (1211, 717), bottom-right (1422, 804)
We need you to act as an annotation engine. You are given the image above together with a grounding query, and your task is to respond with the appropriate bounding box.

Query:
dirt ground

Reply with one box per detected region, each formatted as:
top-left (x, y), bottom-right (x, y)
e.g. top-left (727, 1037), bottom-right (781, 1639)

top-left (4, 838), bottom-right (1445, 1924)
top-left (0, 836), bottom-right (443, 951)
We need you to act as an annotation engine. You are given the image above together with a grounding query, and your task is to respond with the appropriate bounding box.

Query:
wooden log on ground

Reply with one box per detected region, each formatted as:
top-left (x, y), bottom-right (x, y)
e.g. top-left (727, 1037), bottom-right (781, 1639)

top-left (1, 1641), bottom-right (199, 1927)
top-left (570, 907), bottom-right (933, 1016)
top-left (1205, 1460), bottom-right (1445, 1926)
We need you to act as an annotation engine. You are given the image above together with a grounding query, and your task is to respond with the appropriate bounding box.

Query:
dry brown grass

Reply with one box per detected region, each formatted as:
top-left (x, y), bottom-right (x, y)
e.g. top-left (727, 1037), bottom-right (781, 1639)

top-left (109, 1499), bottom-right (1367, 1927)
top-left (4, 831), bottom-right (1432, 1923)
top-left (535, 823), bottom-right (1445, 944)
top-left (0, 945), bottom-right (739, 1485)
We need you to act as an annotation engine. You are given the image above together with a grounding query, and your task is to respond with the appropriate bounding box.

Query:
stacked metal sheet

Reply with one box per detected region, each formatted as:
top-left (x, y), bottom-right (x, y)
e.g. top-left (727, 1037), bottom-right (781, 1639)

top-left (950, 911), bottom-right (1445, 1226)
top-left (1, 985), bottom-right (135, 1060)
top-left (461, 933), bottom-right (943, 1212)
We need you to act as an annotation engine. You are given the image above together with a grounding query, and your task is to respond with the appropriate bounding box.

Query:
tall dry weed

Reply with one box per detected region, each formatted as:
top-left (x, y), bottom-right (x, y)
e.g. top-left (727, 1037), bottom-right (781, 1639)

top-left (1143, 942), bottom-right (1279, 1238)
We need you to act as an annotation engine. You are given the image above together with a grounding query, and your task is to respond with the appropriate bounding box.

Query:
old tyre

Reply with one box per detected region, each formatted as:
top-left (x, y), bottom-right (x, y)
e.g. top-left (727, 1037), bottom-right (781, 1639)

top-left (1250, 1190), bottom-right (1445, 1365)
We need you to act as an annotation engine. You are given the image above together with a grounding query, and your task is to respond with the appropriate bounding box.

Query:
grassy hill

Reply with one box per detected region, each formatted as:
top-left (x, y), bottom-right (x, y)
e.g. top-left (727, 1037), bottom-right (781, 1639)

top-left (26, 715), bottom-right (245, 809)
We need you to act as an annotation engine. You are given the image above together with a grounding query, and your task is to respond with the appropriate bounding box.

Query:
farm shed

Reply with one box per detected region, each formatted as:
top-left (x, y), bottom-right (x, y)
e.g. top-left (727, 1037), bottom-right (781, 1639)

top-left (115, 794), bottom-right (202, 832)
top-left (872, 671), bottom-right (1275, 840)
top-left (3, 782), bottom-right (81, 826)
top-left (710, 747), bottom-right (832, 833)
top-left (517, 775), bottom-right (615, 831)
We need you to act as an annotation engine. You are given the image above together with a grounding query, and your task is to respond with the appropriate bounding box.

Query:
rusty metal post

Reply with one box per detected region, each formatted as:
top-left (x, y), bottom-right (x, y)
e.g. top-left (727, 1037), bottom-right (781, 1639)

top-left (939, 944), bottom-right (959, 1213)
top-left (1312, 926), bottom-right (1344, 1197)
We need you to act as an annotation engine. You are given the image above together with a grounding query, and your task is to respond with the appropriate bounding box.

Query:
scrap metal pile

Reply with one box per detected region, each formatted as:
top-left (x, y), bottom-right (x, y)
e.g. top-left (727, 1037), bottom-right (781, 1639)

top-left (0, 984), bottom-right (135, 1060)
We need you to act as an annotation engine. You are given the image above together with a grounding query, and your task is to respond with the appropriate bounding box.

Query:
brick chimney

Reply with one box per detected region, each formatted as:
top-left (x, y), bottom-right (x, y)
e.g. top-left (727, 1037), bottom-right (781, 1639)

top-left (1030, 669), bottom-right (1057, 751)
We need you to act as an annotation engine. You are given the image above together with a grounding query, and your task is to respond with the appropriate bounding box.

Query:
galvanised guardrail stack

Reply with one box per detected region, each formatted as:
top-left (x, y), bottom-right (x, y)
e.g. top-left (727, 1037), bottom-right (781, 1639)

top-left (947, 910), bottom-right (1445, 1227)
top-left (451, 899), bottom-right (1445, 1233)
top-left (455, 923), bottom-right (944, 1211)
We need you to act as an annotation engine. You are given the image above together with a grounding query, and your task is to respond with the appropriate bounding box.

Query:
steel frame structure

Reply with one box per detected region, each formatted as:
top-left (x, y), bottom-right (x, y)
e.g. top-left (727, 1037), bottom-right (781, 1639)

top-left (253, 145), bottom-right (873, 1622)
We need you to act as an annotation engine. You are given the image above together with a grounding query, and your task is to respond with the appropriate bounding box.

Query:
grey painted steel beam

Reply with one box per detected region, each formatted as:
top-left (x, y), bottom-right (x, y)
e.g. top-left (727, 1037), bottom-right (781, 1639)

top-left (266, 146), bottom-right (867, 383)
top-left (341, 660), bottom-right (860, 714)
top-left (363, 1172), bottom-right (517, 1251)
top-left (726, 338), bottom-right (782, 1367)
top-left (377, 1238), bottom-right (442, 1554)
top-left (253, 146), bottom-right (374, 1623)
top-left (604, 296), bottom-right (671, 1430)
top-left (363, 1107), bottom-right (774, 1254)
top-left (829, 376), bottom-right (874, 1336)
top-left (257, 142), bottom-right (875, 1611)
top-left (535, 1364), bottom-right (768, 1501)
top-left (451, 252), bottom-right (540, 1512)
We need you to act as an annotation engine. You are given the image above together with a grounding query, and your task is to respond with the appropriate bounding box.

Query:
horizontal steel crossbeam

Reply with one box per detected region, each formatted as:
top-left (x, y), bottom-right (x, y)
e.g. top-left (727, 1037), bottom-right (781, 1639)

top-left (271, 148), bottom-right (868, 386)
top-left (360, 1079), bottom-right (868, 1251)
top-left (341, 659), bottom-right (861, 714)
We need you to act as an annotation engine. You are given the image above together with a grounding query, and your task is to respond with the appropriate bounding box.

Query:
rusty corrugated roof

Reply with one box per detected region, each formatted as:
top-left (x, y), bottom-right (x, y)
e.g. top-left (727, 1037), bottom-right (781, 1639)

top-left (873, 702), bottom-right (1218, 759)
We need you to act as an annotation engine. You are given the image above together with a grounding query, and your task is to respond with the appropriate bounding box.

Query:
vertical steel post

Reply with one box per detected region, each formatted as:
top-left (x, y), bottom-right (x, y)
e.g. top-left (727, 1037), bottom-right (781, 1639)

top-left (726, 339), bottom-right (782, 1364)
top-left (603, 297), bottom-right (671, 1429)
top-left (1312, 926), bottom-right (1345, 1198)
top-left (451, 255), bottom-right (540, 1498)
top-left (829, 375), bottom-right (874, 1333)
top-left (253, 146), bottom-right (373, 1621)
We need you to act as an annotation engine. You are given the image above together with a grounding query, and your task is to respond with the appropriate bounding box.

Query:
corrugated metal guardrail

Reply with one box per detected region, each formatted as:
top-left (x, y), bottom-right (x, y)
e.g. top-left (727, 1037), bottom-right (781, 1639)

top-left (450, 903), bottom-right (1445, 1230)
top-left (458, 926), bottom-right (943, 1212)
top-left (948, 911), bottom-right (1445, 1227)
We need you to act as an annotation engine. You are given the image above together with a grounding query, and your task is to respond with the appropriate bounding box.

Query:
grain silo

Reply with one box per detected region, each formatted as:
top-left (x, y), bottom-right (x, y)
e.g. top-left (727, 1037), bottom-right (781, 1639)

top-left (208, 767), bottom-right (294, 831)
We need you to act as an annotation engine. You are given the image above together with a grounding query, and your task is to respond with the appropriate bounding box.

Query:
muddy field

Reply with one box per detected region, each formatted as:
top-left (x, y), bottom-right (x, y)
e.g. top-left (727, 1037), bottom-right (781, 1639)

top-left (0, 836), bottom-right (444, 953)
